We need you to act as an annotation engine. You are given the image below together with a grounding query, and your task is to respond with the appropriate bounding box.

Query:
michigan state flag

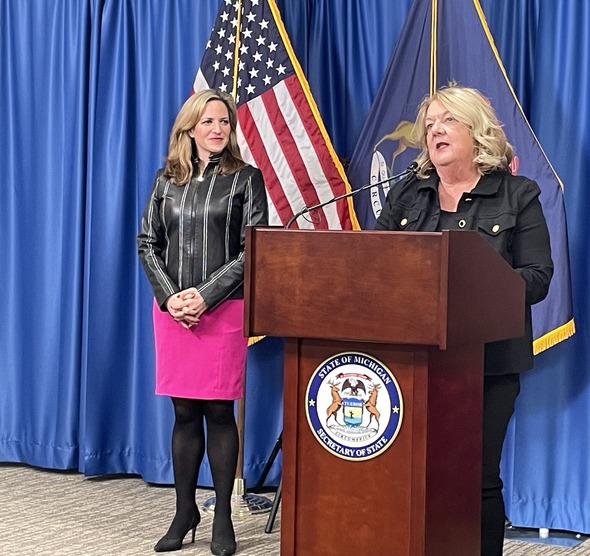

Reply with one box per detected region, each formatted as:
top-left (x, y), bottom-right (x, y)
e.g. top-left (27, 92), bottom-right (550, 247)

top-left (346, 0), bottom-right (574, 352)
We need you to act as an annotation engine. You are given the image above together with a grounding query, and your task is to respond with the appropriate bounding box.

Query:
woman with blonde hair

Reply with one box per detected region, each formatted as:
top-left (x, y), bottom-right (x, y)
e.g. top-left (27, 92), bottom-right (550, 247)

top-left (376, 83), bottom-right (553, 556)
top-left (138, 89), bottom-right (268, 555)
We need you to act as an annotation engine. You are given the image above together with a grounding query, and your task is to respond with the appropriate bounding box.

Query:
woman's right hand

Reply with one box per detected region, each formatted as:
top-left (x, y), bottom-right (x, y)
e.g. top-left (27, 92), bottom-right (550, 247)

top-left (166, 289), bottom-right (204, 329)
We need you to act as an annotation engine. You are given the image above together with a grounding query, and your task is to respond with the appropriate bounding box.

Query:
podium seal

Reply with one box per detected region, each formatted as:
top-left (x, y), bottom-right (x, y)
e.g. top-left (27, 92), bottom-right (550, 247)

top-left (305, 351), bottom-right (403, 461)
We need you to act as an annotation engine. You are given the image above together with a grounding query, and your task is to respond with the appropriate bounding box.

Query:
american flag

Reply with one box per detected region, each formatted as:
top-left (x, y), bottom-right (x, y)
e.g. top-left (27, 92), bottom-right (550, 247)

top-left (193, 0), bottom-right (357, 229)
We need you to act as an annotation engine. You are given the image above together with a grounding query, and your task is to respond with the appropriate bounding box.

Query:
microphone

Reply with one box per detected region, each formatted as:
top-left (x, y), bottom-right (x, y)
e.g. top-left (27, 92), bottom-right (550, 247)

top-left (285, 161), bottom-right (419, 229)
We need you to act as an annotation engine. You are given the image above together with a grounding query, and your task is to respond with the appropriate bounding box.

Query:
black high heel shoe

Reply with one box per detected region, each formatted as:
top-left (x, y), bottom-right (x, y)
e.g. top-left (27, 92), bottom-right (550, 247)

top-left (210, 540), bottom-right (237, 556)
top-left (210, 515), bottom-right (236, 555)
top-left (154, 512), bottom-right (201, 552)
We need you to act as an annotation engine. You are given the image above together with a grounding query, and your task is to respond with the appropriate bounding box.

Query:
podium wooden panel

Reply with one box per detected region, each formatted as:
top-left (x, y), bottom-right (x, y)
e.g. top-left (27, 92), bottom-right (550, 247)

top-left (244, 228), bottom-right (525, 556)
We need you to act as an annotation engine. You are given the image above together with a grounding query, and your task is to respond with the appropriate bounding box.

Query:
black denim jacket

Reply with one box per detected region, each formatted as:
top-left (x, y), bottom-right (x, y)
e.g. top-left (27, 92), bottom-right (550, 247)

top-left (376, 170), bottom-right (553, 375)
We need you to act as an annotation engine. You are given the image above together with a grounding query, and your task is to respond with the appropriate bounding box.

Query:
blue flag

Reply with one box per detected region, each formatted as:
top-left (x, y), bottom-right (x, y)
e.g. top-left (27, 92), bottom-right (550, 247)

top-left (346, 0), bottom-right (574, 352)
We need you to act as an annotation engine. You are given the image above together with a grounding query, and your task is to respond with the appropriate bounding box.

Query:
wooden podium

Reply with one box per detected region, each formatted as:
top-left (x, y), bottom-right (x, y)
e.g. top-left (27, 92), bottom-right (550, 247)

top-left (244, 228), bottom-right (525, 556)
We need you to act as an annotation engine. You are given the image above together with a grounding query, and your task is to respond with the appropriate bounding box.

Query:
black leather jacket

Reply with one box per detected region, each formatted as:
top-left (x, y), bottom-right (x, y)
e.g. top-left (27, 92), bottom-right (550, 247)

top-left (137, 159), bottom-right (268, 311)
top-left (376, 169), bottom-right (553, 375)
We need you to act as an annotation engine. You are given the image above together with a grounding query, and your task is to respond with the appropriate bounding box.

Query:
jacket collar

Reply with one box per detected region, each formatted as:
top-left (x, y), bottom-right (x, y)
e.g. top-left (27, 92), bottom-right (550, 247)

top-left (193, 151), bottom-right (223, 168)
top-left (208, 152), bottom-right (223, 165)
top-left (418, 169), bottom-right (505, 196)
top-left (192, 152), bottom-right (223, 179)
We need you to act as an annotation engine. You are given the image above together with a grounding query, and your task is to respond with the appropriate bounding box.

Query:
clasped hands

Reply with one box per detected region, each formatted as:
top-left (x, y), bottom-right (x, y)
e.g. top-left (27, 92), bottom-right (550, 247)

top-left (165, 287), bottom-right (208, 329)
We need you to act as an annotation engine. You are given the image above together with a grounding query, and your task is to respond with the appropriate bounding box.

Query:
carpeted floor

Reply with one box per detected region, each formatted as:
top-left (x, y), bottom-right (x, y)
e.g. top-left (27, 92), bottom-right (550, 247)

top-left (0, 463), bottom-right (587, 555)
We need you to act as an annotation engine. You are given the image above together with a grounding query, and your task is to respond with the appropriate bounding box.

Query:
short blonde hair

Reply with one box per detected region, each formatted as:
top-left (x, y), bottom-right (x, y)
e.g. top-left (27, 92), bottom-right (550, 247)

top-left (164, 89), bottom-right (245, 185)
top-left (413, 83), bottom-right (514, 178)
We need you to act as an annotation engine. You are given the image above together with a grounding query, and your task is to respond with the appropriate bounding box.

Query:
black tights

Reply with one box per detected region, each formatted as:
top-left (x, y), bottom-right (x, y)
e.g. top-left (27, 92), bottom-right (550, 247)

top-left (166, 397), bottom-right (238, 544)
top-left (481, 374), bottom-right (521, 556)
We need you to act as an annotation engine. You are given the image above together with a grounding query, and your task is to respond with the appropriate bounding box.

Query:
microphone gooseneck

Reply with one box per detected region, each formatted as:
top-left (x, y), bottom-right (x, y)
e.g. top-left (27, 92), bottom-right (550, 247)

top-left (285, 162), bottom-right (419, 229)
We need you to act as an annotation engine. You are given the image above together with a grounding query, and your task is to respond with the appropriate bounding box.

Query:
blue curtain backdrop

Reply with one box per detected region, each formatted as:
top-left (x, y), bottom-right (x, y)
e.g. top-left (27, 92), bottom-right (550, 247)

top-left (1, 0), bottom-right (588, 533)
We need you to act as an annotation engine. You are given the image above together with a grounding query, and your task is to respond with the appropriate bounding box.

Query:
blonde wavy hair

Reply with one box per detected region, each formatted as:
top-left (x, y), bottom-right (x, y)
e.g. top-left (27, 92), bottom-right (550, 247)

top-left (164, 89), bottom-right (245, 185)
top-left (413, 83), bottom-right (514, 179)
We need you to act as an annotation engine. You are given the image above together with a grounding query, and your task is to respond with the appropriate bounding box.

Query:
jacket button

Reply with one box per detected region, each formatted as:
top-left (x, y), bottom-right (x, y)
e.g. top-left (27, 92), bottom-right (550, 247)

top-left (400, 218), bottom-right (408, 226)
top-left (492, 224), bottom-right (500, 233)
top-left (458, 219), bottom-right (466, 228)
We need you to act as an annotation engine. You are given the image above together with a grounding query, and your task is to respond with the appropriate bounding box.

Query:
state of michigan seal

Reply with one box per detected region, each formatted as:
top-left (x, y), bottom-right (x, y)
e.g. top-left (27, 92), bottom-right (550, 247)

top-left (305, 351), bottom-right (403, 461)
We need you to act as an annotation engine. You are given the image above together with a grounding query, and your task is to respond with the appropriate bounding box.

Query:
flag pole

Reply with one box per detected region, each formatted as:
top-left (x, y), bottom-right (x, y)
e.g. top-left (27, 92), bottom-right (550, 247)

top-left (202, 0), bottom-right (272, 518)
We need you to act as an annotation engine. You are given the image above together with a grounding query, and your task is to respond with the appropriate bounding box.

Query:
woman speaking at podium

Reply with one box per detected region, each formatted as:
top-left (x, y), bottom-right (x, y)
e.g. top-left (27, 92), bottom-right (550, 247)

top-left (375, 84), bottom-right (553, 556)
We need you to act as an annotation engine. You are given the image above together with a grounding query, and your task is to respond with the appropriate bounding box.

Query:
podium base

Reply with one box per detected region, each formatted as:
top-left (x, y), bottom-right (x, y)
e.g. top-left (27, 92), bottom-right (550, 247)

top-left (202, 478), bottom-right (273, 518)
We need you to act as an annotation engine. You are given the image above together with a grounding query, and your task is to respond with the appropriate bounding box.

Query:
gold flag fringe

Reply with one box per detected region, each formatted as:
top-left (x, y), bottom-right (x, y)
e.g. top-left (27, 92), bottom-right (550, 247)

top-left (247, 335), bottom-right (266, 347)
top-left (533, 319), bottom-right (575, 355)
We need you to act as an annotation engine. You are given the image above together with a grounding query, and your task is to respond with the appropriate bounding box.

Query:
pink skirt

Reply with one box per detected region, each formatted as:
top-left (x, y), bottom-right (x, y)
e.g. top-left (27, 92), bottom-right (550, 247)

top-left (152, 299), bottom-right (248, 400)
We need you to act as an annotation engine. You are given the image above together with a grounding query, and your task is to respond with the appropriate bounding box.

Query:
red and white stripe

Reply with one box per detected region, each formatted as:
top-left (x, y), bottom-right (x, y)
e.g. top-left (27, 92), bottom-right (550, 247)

top-left (193, 71), bottom-right (352, 229)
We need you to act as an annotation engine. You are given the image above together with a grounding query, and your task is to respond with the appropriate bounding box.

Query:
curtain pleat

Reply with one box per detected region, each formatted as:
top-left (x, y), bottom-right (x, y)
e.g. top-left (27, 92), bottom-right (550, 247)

top-left (1, 0), bottom-right (589, 531)
top-left (490, 0), bottom-right (590, 532)
top-left (0, 0), bottom-right (91, 469)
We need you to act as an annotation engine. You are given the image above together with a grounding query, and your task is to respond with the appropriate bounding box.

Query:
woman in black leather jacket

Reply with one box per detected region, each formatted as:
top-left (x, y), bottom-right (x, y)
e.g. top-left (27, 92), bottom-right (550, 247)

top-left (138, 89), bottom-right (268, 555)
top-left (376, 84), bottom-right (553, 556)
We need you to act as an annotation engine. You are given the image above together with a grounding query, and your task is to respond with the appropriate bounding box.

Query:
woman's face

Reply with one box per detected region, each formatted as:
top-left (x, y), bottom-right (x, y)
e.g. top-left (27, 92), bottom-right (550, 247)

top-left (189, 100), bottom-right (231, 161)
top-left (424, 100), bottom-right (474, 171)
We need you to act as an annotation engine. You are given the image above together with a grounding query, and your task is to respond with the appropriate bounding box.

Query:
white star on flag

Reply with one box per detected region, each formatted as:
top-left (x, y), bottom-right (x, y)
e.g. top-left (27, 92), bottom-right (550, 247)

top-left (193, 0), bottom-right (357, 229)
